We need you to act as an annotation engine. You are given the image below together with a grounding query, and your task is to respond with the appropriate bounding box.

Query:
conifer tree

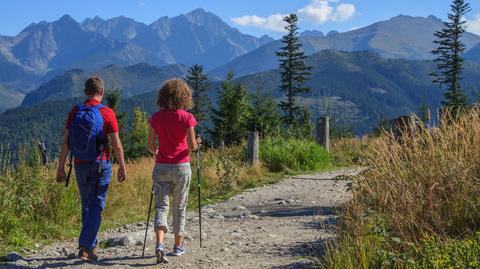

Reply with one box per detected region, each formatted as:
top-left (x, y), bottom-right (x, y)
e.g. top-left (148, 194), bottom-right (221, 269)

top-left (124, 107), bottom-right (149, 159)
top-left (210, 72), bottom-right (250, 146)
top-left (276, 13), bottom-right (312, 127)
top-left (431, 0), bottom-right (471, 110)
top-left (185, 64), bottom-right (211, 134)
top-left (104, 87), bottom-right (126, 131)
top-left (247, 88), bottom-right (281, 137)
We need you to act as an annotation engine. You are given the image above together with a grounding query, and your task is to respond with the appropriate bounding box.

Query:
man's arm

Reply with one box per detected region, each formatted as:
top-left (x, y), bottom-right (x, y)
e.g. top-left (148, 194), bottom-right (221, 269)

top-left (147, 127), bottom-right (157, 155)
top-left (56, 129), bottom-right (69, 182)
top-left (110, 132), bottom-right (126, 182)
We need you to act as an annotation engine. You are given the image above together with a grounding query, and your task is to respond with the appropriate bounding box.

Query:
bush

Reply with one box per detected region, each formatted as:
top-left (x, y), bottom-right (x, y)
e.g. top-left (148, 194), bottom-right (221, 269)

top-left (324, 109), bottom-right (480, 268)
top-left (260, 136), bottom-right (331, 172)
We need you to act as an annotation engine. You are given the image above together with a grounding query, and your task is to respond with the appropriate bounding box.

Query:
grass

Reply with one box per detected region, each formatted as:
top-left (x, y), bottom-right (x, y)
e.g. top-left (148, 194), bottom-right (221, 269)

top-left (323, 110), bottom-right (480, 268)
top-left (0, 136), bottom-right (333, 255)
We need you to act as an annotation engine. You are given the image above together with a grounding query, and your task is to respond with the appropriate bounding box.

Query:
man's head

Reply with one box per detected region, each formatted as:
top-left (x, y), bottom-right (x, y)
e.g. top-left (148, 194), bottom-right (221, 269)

top-left (84, 76), bottom-right (104, 99)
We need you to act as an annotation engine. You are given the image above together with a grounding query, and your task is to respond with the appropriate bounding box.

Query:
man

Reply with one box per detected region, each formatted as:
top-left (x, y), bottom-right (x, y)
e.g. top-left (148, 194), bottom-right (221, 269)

top-left (56, 76), bottom-right (127, 262)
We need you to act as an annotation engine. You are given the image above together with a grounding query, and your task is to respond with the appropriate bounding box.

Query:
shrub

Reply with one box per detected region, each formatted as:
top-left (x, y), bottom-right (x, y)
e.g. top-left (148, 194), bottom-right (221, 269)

top-left (324, 109), bottom-right (480, 267)
top-left (260, 136), bottom-right (331, 172)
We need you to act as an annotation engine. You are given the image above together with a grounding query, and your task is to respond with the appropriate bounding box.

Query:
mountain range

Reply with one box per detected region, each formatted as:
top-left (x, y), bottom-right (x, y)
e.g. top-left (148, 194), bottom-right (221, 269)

top-left (211, 15), bottom-right (480, 78)
top-left (2, 9), bottom-right (480, 150)
top-left (0, 8), bottom-right (273, 88)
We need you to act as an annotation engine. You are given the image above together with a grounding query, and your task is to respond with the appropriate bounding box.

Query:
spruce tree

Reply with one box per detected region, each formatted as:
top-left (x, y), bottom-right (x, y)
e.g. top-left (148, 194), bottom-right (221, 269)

top-left (124, 107), bottom-right (149, 159)
top-left (247, 88), bottom-right (281, 137)
top-left (276, 13), bottom-right (312, 127)
top-left (431, 0), bottom-right (471, 110)
top-left (104, 87), bottom-right (126, 131)
top-left (210, 72), bottom-right (250, 146)
top-left (185, 64), bottom-right (211, 134)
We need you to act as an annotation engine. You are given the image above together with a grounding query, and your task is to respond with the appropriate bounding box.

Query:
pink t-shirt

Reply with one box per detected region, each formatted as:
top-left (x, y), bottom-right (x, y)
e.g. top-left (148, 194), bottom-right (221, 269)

top-left (149, 109), bottom-right (197, 164)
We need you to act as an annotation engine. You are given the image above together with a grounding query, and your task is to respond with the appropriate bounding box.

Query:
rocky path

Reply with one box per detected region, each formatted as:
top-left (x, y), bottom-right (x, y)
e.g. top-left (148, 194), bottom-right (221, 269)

top-left (2, 167), bottom-right (364, 269)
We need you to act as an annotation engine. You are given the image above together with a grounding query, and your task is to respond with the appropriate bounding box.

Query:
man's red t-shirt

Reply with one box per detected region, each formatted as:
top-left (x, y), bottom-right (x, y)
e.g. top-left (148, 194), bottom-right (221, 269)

top-left (65, 99), bottom-right (119, 164)
top-left (149, 109), bottom-right (197, 164)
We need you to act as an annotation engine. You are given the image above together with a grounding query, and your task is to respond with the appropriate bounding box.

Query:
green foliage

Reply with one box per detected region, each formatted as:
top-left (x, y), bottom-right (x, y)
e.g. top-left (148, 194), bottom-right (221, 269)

top-left (260, 136), bottom-right (331, 172)
top-left (246, 88), bottom-right (281, 137)
top-left (276, 13), bottom-right (312, 127)
top-left (326, 224), bottom-right (480, 268)
top-left (431, 0), bottom-right (471, 109)
top-left (210, 72), bottom-right (250, 146)
top-left (104, 86), bottom-right (126, 131)
top-left (185, 64), bottom-right (211, 135)
top-left (0, 153), bottom-right (80, 251)
top-left (123, 107), bottom-right (149, 159)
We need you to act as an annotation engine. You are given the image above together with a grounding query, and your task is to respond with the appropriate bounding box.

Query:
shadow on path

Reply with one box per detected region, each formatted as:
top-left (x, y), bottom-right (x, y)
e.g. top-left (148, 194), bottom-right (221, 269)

top-left (2, 255), bottom-right (158, 269)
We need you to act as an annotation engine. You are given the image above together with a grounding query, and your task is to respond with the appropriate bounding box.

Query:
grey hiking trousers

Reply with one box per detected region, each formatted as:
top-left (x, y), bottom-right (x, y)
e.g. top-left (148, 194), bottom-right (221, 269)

top-left (152, 163), bottom-right (192, 235)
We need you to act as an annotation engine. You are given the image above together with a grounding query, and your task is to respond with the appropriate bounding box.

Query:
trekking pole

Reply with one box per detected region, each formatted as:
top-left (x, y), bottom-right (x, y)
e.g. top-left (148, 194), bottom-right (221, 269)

top-left (196, 149), bottom-right (203, 248)
top-left (142, 184), bottom-right (154, 258)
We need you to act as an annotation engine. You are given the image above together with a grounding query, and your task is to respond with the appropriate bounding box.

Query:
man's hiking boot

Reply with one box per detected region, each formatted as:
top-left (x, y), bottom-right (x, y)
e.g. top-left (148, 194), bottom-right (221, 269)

top-left (172, 245), bottom-right (185, 256)
top-left (78, 247), bottom-right (98, 262)
top-left (156, 243), bottom-right (168, 264)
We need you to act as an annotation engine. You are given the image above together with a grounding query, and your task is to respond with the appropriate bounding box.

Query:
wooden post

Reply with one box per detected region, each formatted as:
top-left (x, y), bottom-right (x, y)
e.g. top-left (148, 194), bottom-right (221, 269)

top-left (247, 131), bottom-right (259, 165)
top-left (316, 117), bottom-right (330, 152)
top-left (37, 140), bottom-right (49, 166)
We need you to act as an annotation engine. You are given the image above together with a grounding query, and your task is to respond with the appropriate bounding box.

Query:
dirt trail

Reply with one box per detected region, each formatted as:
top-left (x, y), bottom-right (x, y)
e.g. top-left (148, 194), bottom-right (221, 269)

top-left (3, 167), bottom-right (363, 269)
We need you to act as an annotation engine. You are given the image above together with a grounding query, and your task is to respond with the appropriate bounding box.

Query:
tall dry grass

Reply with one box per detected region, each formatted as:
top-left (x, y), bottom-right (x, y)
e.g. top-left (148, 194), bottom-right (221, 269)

top-left (324, 109), bottom-right (480, 267)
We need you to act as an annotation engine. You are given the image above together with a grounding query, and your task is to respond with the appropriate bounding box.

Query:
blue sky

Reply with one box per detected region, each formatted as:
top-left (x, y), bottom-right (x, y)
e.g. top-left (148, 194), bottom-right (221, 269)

top-left (1, 0), bottom-right (480, 38)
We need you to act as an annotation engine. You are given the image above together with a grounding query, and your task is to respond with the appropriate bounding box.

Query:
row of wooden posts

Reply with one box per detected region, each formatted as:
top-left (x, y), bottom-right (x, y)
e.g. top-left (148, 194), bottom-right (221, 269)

top-left (247, 116), bottom-right (330, 165)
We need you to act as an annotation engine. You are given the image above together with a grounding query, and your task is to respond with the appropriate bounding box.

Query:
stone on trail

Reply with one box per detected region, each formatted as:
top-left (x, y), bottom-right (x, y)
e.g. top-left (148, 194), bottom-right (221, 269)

top-left (234, 205), bottom-right (246, 211)
top-left (101, 233), bottom-right (143, 248)
top-left (209, 213), bottom-right (225, 219)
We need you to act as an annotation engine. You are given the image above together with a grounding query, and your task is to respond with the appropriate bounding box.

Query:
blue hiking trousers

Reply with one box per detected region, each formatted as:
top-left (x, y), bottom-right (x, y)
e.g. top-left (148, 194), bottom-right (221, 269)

top-left (74, 160), bottom-right (111, 249)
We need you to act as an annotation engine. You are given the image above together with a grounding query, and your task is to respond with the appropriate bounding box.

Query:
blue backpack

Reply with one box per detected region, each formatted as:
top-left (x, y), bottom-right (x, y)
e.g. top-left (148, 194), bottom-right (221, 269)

top-left (69, 104), bottom-right (106, 160)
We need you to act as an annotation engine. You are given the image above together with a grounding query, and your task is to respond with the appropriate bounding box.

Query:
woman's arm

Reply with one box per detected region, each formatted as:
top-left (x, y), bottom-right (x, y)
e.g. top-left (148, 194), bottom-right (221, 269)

top-left (187, 127), bottom-right (201, 152)
top-left (147, 127), bottom-right (157, 155)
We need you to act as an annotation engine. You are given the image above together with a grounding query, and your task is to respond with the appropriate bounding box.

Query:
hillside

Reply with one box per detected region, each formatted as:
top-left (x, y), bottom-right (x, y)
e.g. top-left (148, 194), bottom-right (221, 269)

top-left (0, 8), bottom-right (272, 87)
top-left (21, 63), bottom-right (188, 106)
top-left (0, 85), bottom-right (24, 112)
top-left (4, 50), bottom-right (480, 156)
top-left (228, 50), bottom-right (480, 131)
top-left (211, 15), bottom-right (480, 77)
top-left (466, 43), bottom-right (480, 63)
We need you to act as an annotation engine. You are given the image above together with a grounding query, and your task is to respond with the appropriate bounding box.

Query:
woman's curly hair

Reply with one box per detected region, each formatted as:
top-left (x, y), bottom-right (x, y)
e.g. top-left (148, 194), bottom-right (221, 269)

top-left (156, 78), bottom-right (193, 110)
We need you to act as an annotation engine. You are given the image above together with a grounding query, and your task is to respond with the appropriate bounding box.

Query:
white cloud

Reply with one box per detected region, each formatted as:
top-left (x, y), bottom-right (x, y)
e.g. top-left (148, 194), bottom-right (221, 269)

top-left (467, 14), bottom-right (480, 35)
top-left (231, 13), bottom-right (287, 32)
top-left (231, 0), bottom-right (355, 32)
top-left (298, 0), bottom-right (334, 24)
top-left (332, 3), bottom-right (356, 22)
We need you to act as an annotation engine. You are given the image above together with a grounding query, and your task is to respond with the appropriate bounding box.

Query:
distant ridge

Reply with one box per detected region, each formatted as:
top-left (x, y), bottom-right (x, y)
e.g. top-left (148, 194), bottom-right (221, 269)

top-left (0, 9), bottom-right (273, 85)
top-left (21, 63), bottom-right (189, 106)
top-left (211, 15), bottom-right (480, 78)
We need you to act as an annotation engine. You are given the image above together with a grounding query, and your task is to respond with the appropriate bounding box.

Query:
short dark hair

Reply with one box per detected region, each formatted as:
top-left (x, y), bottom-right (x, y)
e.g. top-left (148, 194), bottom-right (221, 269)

top-left (156, 78), bottom-right (193, 110)
top-left (84, 76), bottom-right (104, 96)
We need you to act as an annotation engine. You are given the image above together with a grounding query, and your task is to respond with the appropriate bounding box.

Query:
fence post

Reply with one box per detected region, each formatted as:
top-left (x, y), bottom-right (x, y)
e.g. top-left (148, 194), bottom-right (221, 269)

top-left (37, 140), bottom-right (49, 166)
top-left (316, 117), bottom-right (330, 152)
top-left (247, 131), bottom-right (260, 165)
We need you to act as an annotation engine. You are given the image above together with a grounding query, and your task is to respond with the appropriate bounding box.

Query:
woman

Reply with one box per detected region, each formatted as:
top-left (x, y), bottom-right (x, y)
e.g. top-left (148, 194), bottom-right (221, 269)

top-left (147, 78), bottom-right (201, 263)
